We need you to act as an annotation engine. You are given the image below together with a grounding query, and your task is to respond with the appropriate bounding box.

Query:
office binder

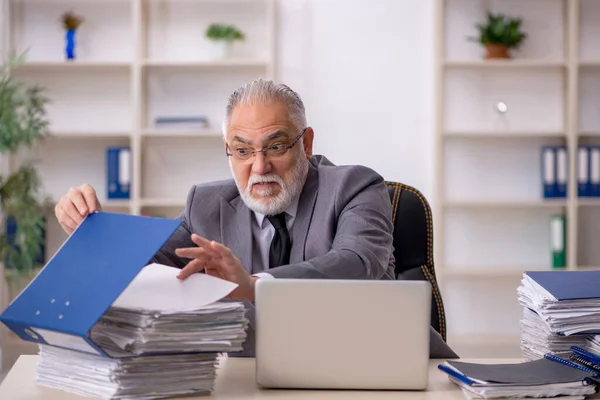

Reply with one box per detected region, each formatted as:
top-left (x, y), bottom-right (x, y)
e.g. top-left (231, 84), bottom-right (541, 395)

top-left (591, 147), bottom-right (600, 197)
top-left (556, 146), bottom-right (568, 198)
top-left (579, 146), bottom-right (591, 197)
top-left (107, 147), bottom-right (131, 199)
top-left (0, 211), bottom-right (181, 358)
top-left (542, 146), bottom-right (556, 198)
top-left (550, 214), bottom-right (566, 269)
top-left (524, 270), bottom-right (600, 301)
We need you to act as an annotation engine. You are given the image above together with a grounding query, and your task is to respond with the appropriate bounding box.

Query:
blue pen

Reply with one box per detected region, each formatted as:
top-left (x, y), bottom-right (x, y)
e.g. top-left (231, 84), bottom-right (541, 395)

top-left (438, 364), bottom-right (476, 386)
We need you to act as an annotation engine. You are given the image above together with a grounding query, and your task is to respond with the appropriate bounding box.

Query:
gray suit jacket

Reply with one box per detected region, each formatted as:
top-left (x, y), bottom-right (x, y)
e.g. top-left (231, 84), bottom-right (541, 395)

top-left (151, 155), bottom-right (458, 359)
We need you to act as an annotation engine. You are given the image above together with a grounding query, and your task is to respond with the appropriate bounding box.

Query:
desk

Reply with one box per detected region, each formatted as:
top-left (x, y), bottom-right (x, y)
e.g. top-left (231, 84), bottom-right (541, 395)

top-left (0, 356), bottom-right (540, 399)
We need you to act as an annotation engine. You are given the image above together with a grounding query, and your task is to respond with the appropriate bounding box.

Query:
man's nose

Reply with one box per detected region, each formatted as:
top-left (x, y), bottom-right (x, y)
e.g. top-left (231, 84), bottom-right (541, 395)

top-left (251, 151), bottom-right (272, 175)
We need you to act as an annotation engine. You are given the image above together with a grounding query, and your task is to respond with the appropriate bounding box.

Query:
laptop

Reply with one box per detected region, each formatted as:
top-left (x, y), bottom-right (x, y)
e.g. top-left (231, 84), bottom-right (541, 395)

top-left (254, 279), bottom-right (432, 390)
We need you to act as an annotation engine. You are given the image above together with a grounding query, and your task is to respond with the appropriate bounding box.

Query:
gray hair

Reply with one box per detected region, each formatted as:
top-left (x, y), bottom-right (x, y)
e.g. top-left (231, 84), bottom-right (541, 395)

top-left (221, 78), bottom-right (307, 137)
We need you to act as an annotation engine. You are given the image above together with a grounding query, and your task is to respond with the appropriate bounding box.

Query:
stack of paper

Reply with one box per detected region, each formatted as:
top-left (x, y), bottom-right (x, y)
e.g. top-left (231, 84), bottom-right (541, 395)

top-left (520, 307), bottom-right (588, 360)
top-left (36, 345), bottom-right (220, 399)
top-left (90, 301), bottom-right (247, 357)
top-left (438, 359), bottom-right (597, 400)
top-left (34, 263), bottom-right (248, 399)
top-left (518, 271), bottom-right (600, 361)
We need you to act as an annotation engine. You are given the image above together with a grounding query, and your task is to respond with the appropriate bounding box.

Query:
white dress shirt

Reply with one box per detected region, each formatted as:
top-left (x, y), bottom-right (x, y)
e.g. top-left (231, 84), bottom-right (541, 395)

top-left (250, 196), bottom-right (300, 279)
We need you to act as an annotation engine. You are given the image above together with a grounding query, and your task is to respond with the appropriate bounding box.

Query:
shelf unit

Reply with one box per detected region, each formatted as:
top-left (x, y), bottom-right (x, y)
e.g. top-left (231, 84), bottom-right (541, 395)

top-left (0, 0), bottom-right (275, 349)
top-left (435, 0), bottom-right (600, 345)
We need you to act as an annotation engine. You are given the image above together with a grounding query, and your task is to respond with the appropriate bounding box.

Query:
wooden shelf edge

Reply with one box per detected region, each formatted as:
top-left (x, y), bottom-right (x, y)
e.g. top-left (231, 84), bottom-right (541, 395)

top-left (443, 200), bottom-right (567, 208)
top-left (141, 130), bottom-right (222, 138)
top-left (140, 199), bottom-right (186, 208)
top-left (142, 59), bottom-right (269, 68)
top-left (444, 131), bottom-right (566, 139)
top-left (441, 268), bottom-right (555, 279)
top-left (444, 59), bottom-right (566, 68)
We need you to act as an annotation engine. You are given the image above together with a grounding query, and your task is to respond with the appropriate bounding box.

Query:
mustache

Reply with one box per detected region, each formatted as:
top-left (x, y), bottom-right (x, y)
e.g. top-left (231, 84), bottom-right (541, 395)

top-left (247, 174), bottom-right (285, 190)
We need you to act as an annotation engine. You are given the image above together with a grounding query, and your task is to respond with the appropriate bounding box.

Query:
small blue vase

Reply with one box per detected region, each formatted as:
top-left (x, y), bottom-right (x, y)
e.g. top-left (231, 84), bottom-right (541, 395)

top-left (65, 29), bottom-right (76, 60)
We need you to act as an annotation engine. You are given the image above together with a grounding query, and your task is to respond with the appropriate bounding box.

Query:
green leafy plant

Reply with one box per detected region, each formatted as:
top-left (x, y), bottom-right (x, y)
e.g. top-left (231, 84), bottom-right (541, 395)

top-left (205, 23), bottom-right (245, 42)
top-left (470, 12), bottom-right (527, 49)
top-left (0, 52), bottom-right (53, 282)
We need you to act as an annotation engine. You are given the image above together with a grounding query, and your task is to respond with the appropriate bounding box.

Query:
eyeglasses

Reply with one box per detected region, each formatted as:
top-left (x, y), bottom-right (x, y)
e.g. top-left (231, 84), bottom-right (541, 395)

top-left (225, 128), bottom-right (307, 161)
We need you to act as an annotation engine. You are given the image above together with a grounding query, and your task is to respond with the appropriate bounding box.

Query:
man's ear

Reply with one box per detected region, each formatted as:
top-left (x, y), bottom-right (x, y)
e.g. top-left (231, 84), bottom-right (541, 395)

top-left (303, 127), bottom-right (315, 158)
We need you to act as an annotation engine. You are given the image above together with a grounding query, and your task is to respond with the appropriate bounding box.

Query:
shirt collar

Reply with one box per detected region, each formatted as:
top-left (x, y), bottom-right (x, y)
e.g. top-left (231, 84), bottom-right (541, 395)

top-left (253, 194), bottom-right (300, 229)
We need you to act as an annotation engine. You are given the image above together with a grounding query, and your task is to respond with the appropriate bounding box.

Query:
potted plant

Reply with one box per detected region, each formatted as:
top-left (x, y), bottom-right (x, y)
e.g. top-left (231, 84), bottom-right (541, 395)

top-left (205, 23), bottom-right (245, 59)
top-left (0, 53), bottom-right (52, 302)
top-left (470, 12), bottom-right (527, 59)
top-left (62, 11), bottom-right (84, 60)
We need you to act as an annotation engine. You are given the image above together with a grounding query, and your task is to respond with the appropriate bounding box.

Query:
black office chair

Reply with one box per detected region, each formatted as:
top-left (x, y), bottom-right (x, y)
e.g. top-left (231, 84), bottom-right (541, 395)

top-left (385, 181), bottom-right (447, 342)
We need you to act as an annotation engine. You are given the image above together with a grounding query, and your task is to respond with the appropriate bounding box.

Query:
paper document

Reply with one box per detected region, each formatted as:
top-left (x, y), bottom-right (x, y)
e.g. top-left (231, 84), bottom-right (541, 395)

top-left (112, 263), bottom-right (239, 312)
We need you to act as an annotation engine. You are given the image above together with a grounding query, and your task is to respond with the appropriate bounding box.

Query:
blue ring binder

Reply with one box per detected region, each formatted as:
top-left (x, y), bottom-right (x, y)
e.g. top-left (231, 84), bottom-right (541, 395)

top-left (0, 212), bottom-right (182, 358)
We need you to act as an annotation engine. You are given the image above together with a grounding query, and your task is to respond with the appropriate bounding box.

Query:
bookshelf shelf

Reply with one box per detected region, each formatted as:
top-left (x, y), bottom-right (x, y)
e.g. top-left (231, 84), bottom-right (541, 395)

top-left (579, 62), bottom-right (600, 68)
top-left (0, 0), bottom-right (276, 333)
top-left (442, 267), bottom-right (546, 280)
top-left (576, 266), bottom-right (600, 271)
top-left (444, 131), bottom-right (566, 139)
top-left (435, 0), bottom-right (592, 343)
top-left (143, 59), bottom-right (269, 69)
top-left (141, 129), bottom-right (222, 138)
top-left (49, 131), bottom-right (133, 139)
top-left (444, 60), bottom-right (566, 69)
top-left (140, 198), bottom-right (186, 208)
top-left (103, 200), bottom-right (133, 209)
top-left (577, 199), bottom-right (600, 207)
top-left (15, 61), bottom-right (132, 72)
top-left (443, 200), bottom-right (567, 209)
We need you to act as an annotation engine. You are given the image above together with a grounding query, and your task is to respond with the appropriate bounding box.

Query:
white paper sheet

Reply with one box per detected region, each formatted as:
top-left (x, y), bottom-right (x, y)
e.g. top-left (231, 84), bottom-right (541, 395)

top-left (111, 263), bottom-right (238, 312)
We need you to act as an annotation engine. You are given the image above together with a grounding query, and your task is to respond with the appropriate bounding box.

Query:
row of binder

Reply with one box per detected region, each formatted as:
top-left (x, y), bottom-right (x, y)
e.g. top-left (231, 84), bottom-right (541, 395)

top-left (106, 147), bottom-right (131, 199)
top-left (542, 146), bottom-right (600, 198)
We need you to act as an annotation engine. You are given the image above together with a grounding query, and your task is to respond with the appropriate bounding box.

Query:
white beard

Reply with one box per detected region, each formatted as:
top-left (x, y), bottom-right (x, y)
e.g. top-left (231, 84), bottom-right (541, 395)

top-left (231, 151), bottom-right (309, 215)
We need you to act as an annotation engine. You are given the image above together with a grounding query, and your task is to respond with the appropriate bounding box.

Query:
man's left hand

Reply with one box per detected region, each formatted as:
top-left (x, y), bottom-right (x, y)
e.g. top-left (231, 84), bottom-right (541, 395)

top-left (175, 234), bottom-right (258, 301)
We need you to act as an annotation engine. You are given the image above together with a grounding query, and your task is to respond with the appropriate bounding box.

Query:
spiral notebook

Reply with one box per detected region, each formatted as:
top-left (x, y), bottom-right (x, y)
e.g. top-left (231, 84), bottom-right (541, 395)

top-left (438, 358), bottom-right (598, 399)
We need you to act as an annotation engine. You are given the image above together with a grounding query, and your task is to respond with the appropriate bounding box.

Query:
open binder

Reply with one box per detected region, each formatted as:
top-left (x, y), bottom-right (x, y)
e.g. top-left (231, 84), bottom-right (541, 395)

top-left (0, 211), bottom-right (182, 358)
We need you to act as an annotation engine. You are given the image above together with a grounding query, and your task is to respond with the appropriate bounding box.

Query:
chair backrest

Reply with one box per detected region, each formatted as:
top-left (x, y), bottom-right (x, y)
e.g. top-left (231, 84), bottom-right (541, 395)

top-left (384, 181), bottom-right (447, 342)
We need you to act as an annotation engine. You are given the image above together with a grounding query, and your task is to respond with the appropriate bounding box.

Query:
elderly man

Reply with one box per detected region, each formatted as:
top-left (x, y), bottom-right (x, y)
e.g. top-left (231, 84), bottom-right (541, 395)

top-left (55, 78), bottom-right (456, 358)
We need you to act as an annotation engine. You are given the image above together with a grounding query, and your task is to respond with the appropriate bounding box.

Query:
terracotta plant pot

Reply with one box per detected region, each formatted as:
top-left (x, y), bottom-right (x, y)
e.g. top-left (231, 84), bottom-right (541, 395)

top-left (485, 44), bottom-right (510, 59)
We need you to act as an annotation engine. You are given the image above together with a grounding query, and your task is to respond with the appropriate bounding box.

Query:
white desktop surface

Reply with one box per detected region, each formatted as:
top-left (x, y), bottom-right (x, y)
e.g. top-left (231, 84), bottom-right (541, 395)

top-left (0, 355), bottom-right (540, 399)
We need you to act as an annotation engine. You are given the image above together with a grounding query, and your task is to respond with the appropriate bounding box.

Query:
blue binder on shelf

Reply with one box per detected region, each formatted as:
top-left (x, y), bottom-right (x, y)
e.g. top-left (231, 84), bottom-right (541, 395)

top-left (579, 146), bottom-right (591, 197)
top-left (555, 146), bottom-right (568, 198)
top-left (541, 146), bottom-right (567, 199)
top-left (590, 146), bottom-right (600, 197)
top-left (0, 212), bottom-right (181, 358)
top-left (107, 147), bottom-right (131, 199)
top-left (542, 146), bottom-right (556, 198)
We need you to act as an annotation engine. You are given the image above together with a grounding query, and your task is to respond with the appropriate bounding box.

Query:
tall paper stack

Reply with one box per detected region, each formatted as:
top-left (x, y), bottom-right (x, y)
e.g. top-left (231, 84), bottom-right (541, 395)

top-left (34, 263), bottom-right (248, 399)
top-left (518, 271), bottom-right (600, 361)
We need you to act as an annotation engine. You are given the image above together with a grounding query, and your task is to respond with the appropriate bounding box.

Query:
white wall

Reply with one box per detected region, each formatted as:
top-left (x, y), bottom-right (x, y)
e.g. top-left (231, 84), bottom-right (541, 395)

top-left (276, 0), bottom-right (435, 200)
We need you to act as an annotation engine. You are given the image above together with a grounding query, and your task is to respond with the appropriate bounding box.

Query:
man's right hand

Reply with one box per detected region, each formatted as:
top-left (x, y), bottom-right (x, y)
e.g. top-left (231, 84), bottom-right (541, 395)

top-left (55, 184), bottom-right (102, 234)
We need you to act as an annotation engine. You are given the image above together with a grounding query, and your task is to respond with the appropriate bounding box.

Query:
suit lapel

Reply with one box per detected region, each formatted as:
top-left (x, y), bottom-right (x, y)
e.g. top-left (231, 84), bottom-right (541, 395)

top-left (290, 164), bottom-right (319, 263)
top-left (220, 196), bottom-right (253, 274)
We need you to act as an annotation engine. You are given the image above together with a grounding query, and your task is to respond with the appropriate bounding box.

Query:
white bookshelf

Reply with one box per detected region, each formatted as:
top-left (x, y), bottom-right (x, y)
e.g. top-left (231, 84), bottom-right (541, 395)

top-left (0, 0), bottom-right (275, 349)
top-left (435, 0), bottom-right (600, 346)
